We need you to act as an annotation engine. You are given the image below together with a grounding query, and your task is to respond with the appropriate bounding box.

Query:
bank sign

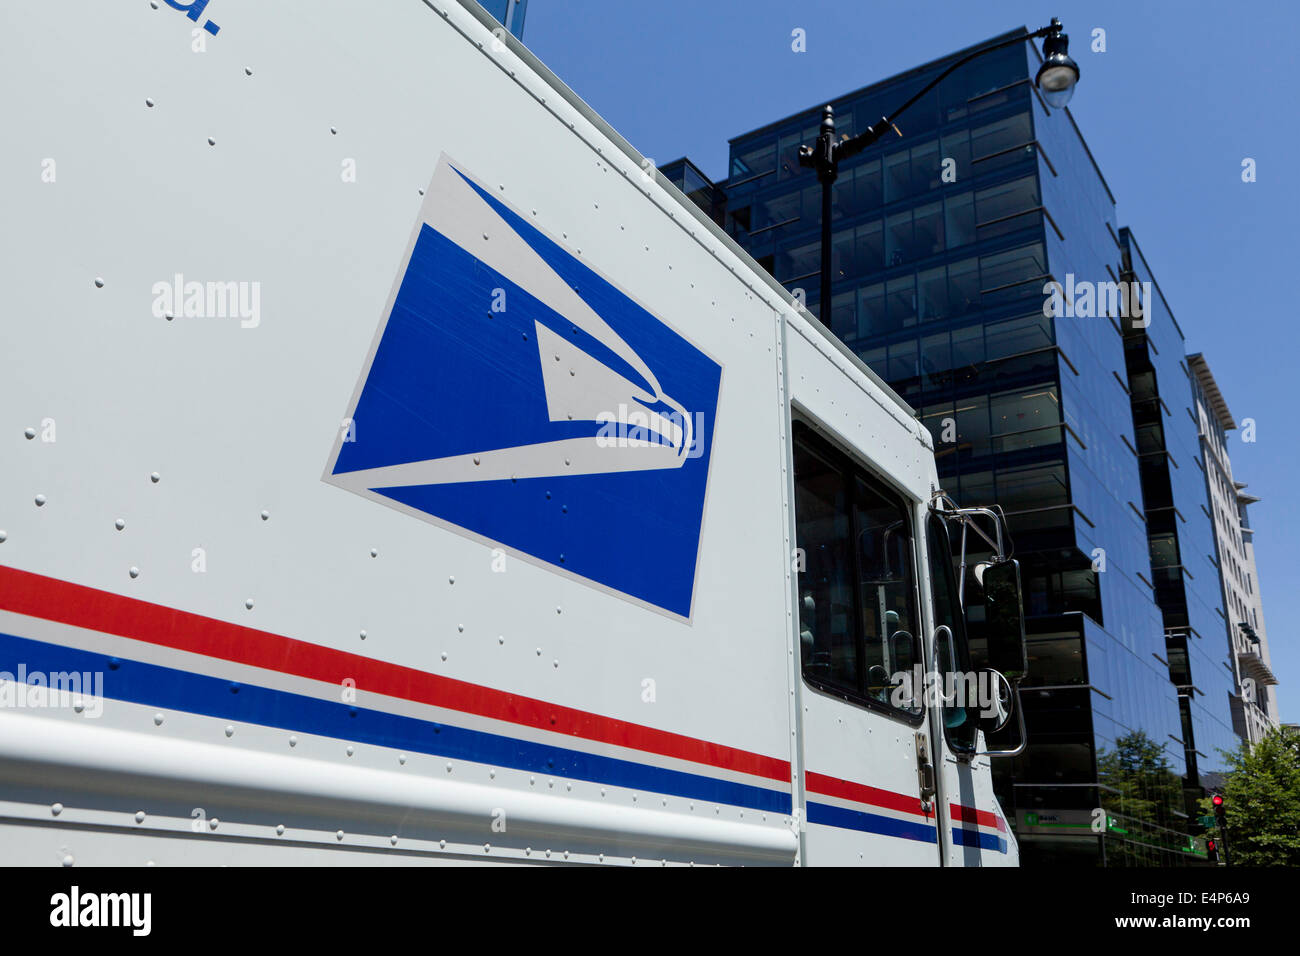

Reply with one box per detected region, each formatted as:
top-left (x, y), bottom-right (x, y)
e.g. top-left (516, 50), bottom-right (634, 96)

top-left (324, 157), bottom-right (722, 619)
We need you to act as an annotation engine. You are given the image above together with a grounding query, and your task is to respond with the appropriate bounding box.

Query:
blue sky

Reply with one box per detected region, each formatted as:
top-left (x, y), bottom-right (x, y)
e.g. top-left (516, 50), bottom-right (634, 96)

top-left (524, 0), bottom-right (1299, 722)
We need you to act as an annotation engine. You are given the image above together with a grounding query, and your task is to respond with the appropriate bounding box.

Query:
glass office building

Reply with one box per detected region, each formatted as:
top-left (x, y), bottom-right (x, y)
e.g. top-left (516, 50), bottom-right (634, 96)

top-left (668, 28), bottom-right (1241, 864)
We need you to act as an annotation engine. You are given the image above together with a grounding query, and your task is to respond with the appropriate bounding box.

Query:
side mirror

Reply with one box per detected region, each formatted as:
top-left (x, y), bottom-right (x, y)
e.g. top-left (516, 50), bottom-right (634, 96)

top-left (980, 559), bottom-right (1027, 682)
top-left (975, 561), bottom-right (1028, 756)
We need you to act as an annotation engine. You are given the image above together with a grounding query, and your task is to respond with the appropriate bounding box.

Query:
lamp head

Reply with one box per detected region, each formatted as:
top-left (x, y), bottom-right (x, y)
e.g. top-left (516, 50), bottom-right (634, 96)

top-left (1036, 18), bottom-right (1080, 108)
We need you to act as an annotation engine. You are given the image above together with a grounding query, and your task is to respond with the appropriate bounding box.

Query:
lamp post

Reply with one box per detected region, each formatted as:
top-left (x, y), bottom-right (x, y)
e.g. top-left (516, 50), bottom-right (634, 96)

top-left (798, 18), bottom-right (1080, 328)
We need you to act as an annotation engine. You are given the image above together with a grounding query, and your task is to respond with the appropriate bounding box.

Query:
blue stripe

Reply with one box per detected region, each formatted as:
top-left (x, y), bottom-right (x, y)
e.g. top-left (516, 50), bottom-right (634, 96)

top-left (807, 801), bottom-right (938, 843)
top-left (951, 826), bottom-right (1008, 854)
top-left (0, 632), bottom-right (791, 814)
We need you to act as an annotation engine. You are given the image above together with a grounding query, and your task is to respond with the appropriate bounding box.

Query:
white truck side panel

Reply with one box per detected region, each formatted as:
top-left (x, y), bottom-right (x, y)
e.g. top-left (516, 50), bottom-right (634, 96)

top-left (0, 0), bottom-right (1009, 866)
top-left (0, 0), bottom-right (802, 866)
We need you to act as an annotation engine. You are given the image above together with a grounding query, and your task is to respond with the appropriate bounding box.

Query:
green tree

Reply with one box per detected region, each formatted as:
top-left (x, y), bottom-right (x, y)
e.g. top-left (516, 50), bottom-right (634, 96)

top-left (1097, 730), bottom-right (1182, 824)
top-left (1096, 730), bottom-right (1184, 865)
top-left (1202, 726), bottom-right (1300, 866)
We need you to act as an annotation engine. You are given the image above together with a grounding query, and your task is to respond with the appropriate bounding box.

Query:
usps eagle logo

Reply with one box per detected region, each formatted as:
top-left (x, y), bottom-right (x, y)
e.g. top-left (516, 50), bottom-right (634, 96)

top-left (324, 156), bottom-right (722, 619)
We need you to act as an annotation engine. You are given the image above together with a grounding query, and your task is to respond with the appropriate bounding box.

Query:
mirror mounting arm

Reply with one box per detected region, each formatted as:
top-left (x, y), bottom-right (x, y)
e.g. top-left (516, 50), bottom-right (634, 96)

top-left (975, 684), bottom-right (1029, 758)
top-left (929, 493), bottom-right (1008, 606)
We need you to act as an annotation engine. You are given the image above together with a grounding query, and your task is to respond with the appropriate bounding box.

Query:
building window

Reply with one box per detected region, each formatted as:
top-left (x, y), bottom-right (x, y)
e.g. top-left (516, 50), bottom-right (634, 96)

top-left (884, 149), bottom-right (912, 204)
top-left (990, 385), bottom-right (1061, 452)
top-left (984, 313), bottom-right (1053, 361)
top-left (944, 191), bottom-right (976, 249)
top-left (948, 257), bottom-right (980, 315)
top-left (979, 242), bottom-right (1047, 301)
top-left (730, 139), bottom-right (776, 182)
top-left (975, 175), bottom-right (1040, 240)
top-left (971, 112), bottom-right (1033, 170)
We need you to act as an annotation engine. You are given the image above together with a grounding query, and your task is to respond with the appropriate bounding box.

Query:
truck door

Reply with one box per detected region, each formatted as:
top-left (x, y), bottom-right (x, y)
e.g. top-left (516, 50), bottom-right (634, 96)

top-left (923, 512), bottom-right (1014, 865)
top-left (792, 424), bottom-right (942, 865)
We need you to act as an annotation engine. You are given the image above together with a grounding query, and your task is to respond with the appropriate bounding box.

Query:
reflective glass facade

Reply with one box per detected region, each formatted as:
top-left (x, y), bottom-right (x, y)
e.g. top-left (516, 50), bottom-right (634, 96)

top-left (1120, 229), bottom-right (1240, 809)
top-left (670, 28), bottom-right (1245, 865)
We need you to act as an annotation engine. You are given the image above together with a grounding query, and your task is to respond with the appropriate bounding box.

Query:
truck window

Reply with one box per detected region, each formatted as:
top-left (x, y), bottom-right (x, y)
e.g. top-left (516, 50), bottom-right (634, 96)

top-left (793, 424), bottom-right (922, 720)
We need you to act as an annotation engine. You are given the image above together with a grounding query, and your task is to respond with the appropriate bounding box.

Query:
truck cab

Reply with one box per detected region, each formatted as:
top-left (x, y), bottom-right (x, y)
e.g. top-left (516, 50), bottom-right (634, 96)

top-left (784, 313), bottom-right (1027, 866)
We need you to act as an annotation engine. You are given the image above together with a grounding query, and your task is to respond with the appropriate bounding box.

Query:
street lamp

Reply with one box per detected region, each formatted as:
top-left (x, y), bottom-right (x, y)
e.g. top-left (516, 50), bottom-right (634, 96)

top-left (1036, 26), bottom-right (1081, 108)
top-left (798, 18), bottom-right (1079, 328)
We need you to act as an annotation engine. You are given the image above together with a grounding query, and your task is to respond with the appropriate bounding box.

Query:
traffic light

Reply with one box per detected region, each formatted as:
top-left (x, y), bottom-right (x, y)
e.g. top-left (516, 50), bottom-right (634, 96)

top-left (1210, 794), bottom-right (1228, 865)
top-left (1206, 838), bottom-right (1219, 864)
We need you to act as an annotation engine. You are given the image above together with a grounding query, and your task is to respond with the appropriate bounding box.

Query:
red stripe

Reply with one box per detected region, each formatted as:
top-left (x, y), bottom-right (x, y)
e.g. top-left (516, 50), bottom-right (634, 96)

top-left (0, 565), bottom-right (790, 782)
top-left (949, 803), bottom-right (1006, 832)
top-left (805, 771), bottom-right (928, 818)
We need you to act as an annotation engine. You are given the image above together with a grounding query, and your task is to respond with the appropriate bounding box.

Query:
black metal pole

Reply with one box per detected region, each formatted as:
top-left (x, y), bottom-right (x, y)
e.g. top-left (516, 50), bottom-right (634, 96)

top-left (819, 130), bottom-right (834, 327)
top-left (1215, 799), bottom-right (1230, 866)
top-left (799, 105), bottom-right (840, 328)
